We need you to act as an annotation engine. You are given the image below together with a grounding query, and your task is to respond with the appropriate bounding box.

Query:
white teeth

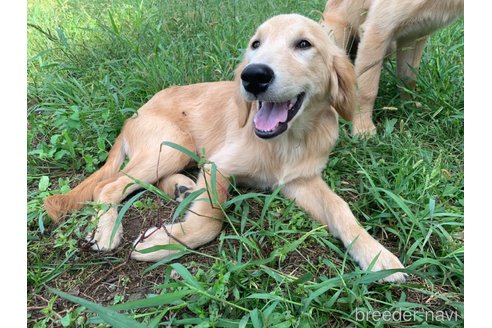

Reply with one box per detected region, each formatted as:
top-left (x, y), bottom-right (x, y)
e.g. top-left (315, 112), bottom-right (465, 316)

top-left (288, 96), bottom-right (298, 110)
top-left (257, 95), bottom-right (299, 110)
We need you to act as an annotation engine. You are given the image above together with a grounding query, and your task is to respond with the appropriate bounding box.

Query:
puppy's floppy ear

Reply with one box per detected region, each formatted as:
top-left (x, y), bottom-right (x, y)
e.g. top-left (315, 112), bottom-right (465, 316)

top-left (330, 52), bottom-right (356, 121)
top-left (234, 61), bottom-right (253, 127)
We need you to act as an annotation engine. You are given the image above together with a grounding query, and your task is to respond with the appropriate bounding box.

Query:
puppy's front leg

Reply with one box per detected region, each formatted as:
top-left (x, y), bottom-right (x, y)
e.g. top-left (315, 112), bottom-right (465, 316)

top-left (131, 164), bottom-right (229, 262)
top-left (396, 36), bottom-right (429, 97)
top-left (282, 176), bottom-right (406, 282)
top-left (353, 22), bottom-right (393, 136)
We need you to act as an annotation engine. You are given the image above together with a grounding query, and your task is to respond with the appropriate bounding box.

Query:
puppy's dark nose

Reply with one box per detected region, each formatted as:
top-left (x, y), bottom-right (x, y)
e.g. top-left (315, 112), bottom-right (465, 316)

top-left (241, 64), bottom-right (275, 96)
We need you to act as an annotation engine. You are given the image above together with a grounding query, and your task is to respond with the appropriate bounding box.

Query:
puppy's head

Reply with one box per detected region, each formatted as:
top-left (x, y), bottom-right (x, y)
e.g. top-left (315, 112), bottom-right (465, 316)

top-left (237, 14), bottom-right (355, 139)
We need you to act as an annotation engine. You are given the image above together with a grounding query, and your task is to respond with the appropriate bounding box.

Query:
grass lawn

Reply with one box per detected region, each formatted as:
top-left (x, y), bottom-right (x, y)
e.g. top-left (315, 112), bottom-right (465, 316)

top-left (27, 0), bottom-right (464, 327)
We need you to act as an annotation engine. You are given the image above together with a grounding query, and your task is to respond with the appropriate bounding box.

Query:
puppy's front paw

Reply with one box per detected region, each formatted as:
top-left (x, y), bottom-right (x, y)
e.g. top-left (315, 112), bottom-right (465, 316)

top-left (370, 248), bottom-right (407, 282)
top-left (351, 241), bottom-right (406, 282)
top-left (351, 117), bottom-right (376, 137)
top-left (86, 209), bottom-right (122, 251)
top-left (131, 226), bottom-right (178, 262)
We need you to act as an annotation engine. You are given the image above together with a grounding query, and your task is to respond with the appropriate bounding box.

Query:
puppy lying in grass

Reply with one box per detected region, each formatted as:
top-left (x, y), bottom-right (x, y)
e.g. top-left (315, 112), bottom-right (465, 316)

top-left (44, 14), bottom-right (406, 282)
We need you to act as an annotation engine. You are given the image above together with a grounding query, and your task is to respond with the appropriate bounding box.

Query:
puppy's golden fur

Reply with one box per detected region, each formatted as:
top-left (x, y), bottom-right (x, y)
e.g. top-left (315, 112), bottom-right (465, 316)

top-left (44, 14), bottom-right (405, 282)
top-left (322, 0), bottom-right (464, 135)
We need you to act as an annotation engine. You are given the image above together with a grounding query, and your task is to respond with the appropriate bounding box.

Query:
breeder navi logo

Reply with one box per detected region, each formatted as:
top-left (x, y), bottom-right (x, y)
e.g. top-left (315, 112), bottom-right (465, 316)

top-left (355, 308), bottom-right (460, 323)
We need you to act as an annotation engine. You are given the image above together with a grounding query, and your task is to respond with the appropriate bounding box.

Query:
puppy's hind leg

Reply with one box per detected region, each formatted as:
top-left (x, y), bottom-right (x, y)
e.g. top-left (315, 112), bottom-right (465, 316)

top-left (88, 129), bottom-right (195, 251)
top-left (132, 165), bottom-right (229, 262)
top-left (158, 174), bottom-right (196, 203)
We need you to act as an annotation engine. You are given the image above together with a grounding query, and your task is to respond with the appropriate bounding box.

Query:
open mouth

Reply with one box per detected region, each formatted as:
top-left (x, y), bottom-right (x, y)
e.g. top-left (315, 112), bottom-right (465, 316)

top-left (253, 92), bottom-right (305, 139)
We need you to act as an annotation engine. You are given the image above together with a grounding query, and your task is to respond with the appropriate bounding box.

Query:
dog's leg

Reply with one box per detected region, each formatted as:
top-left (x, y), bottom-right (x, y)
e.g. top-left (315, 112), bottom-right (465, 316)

top-left (131, 164), bottom-right (229, 262)
top-left (396, 36), bottom-right (428, 99)
top-left (323, 18), bottom-right (354, 55)
top-left (282, 176), bottom-right (406, 282)
top-left (352, 20), bottom-right (393, 136)
top-left (88, 136), bottom-right (195, 251)
top-left (158, 174), bottom-right (196, 202)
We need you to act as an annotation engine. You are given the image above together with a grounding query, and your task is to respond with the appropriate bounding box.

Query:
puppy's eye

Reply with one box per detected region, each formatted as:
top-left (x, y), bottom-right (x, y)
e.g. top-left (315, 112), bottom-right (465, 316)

top-left (296, 40), bottom-right (312, 49)
top-left (251, 40), bottom-right (260, 49)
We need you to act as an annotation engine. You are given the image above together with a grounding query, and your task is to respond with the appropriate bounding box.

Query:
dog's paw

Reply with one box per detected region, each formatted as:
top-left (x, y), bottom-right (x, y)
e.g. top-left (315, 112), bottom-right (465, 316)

top-left (86, 209), bottom-right (123, 251)
top-left (131, 226), bottom-right (178, 262)
top-left (173, 184), bottom-right (192, 202)
top-left (86, 227), bottom-right (123, 251)
top-left (351, 242), bottom-right (407, 283)
top-left (158, 174), bottom-right (195, 202)
top-left (351, 118), bottom-right (376, 137)
top-left (369, 248), bottom-right (407, 282)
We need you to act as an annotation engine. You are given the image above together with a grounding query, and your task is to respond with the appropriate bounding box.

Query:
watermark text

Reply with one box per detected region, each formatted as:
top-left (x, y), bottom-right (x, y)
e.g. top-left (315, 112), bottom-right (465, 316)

top-left (355, 308), bottom-right (460, 323)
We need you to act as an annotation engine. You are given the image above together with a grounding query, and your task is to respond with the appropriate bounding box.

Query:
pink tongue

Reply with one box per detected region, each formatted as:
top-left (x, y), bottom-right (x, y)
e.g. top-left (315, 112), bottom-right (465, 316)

top-left (254, 102), bottom-right (289, 131)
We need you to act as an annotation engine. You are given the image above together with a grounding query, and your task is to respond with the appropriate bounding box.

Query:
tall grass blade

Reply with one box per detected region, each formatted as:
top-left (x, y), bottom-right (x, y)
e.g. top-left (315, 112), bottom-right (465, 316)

top-left (48, 288), bottom-right (147, 328)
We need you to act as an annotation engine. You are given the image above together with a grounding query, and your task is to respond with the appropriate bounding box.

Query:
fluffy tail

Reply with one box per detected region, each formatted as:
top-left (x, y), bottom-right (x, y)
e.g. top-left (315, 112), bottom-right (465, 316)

top-left (43, 136), bottom-right (126, 223)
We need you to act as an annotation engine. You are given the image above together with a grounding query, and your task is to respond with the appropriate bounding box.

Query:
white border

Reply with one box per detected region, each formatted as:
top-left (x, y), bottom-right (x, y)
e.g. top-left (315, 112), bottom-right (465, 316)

top-left (1, 0), bottom-right (27, 325)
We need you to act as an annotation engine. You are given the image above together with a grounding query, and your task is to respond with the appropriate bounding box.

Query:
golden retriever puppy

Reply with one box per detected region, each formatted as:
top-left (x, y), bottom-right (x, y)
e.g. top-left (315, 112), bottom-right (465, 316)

top-left (322, 0), bottom-right (464, 135)
top-left (44, 14), bottom-right (406, 282)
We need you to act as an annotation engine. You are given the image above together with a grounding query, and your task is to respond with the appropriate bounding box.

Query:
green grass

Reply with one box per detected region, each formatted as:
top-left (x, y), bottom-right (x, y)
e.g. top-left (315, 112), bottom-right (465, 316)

top-left (27, 0), bottom-right (463, 327)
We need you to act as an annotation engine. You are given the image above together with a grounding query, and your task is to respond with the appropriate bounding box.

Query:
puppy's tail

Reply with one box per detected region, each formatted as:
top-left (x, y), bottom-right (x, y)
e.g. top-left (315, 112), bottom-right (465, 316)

top-left (43, 136), bottom-right (126, 223)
